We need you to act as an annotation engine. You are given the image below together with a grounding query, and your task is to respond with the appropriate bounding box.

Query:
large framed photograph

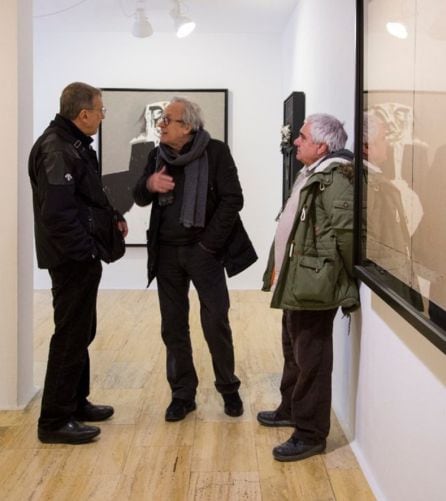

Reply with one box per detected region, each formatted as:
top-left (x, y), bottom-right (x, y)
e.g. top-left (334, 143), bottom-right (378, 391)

top-left (99, 88), bottom-right (228, 245)
top-left (354, 0), bottom-right (446, 354)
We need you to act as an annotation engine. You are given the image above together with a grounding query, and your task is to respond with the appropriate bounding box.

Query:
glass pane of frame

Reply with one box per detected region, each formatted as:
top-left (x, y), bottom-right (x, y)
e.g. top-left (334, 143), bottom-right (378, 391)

top-left (356, 0), bottom-right (446, 353)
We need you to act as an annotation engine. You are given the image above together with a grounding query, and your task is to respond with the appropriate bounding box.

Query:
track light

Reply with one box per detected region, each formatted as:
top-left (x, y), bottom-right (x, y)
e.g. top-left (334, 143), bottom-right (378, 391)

top-left (170, 0), bottom-right (196, 38)
top-left (132, 1), bottom-right (153, 38)
top-left (124, 0), bottom-right (195, 39)
top-left (175, 15), bottom-right (196, 38)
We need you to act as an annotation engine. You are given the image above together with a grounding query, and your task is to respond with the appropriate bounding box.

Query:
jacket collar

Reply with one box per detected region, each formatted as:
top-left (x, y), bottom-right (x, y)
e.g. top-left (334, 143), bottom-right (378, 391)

top-left (303, 157), bottom-right (353, 189)
top-left (51, 114), bottom-right (94, 149)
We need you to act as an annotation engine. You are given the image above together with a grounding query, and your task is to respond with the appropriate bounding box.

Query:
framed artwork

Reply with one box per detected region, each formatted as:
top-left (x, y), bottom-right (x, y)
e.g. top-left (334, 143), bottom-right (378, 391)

top-left (281, 92), bottom-right (305, 203)
top-left (99, 88), bottom-right (228, 245)
top-left (354, 0), bottom-right (446, 354)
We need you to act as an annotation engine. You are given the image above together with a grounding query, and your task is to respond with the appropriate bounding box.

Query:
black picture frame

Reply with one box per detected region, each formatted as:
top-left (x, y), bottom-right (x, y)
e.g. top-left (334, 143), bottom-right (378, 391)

top-left (354, 1), bottom-right (446, 354)
top-left (281, 92), bottom-right (305, 203)
top-left (99, 88), bottom-right (228, 245)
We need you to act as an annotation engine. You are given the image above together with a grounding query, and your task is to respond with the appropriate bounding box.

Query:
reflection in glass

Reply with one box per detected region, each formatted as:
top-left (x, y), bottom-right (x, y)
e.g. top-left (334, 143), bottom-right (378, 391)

top-left (363, 112), bottom-right (422, 309)
top-left (362, 0), bottom-right (446, 331)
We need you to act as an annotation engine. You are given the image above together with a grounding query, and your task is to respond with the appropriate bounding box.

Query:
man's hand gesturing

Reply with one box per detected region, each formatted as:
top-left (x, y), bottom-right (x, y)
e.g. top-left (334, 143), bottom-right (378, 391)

top-left (146, 166), bottom-right (175, 193)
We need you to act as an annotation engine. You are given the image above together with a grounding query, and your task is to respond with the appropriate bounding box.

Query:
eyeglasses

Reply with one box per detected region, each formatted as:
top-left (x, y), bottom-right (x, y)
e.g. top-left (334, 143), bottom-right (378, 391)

top-left (157, 115), bottom-right (184, 126)
top-left (86, 107), bottom-right (107, 116)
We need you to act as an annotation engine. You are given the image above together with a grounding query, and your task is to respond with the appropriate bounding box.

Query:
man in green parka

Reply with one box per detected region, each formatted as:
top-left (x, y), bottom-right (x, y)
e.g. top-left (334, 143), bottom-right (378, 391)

top-left (258, 113), bottom-right (359, 462)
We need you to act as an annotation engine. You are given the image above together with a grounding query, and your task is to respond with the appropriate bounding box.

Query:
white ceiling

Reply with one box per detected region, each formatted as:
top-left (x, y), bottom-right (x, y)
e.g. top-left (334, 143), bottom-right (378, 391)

top-left (34, 0), bottom-right (299, 34)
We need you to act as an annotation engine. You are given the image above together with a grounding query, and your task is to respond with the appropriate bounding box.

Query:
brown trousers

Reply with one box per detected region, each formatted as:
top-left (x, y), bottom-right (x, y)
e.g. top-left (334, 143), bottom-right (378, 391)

top-left (277, 308), bottom-right (338, 443)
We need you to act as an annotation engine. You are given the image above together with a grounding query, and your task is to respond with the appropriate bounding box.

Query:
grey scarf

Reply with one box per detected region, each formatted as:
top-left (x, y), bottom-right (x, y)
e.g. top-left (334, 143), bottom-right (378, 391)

top-left (157, 129), bottom-right (210, 228)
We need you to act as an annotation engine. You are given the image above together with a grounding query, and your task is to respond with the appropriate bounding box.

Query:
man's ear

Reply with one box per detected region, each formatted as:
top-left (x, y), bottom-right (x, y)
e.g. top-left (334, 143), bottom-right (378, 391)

top-left (318, 143), bottom-right (329, 156)
top-left (72, 110), bottom-right (88, 131)
top-left (74, 109), bottom-right (87, 123)
top-left (183, 124), bottom-right (193, 136)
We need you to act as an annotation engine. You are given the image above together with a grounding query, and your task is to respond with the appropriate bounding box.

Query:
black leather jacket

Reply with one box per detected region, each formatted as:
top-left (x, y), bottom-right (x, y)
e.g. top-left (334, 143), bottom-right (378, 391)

top-left (29, 114), bottom-right (121, 268)
top-left (133, 138), bottom-right (257, 284)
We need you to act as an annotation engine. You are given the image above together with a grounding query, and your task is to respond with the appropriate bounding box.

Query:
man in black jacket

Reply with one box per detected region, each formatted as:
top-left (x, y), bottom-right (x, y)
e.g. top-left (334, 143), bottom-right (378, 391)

top-left (133, 97), bottom-right (257, 421)
top-left (29, 82), bottom-right (127, 444)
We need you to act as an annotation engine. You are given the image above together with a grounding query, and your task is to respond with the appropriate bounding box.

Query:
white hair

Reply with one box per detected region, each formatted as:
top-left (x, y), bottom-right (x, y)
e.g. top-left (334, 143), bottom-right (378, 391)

top-left (305, 113), bottom-right (348, 152)
top-left (170, 96), bottom-right (204, 131)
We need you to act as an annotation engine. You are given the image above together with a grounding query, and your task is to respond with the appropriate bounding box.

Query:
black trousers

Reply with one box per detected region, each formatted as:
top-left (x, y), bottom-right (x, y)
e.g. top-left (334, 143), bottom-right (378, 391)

top-left (38, 259), bottom-right (102, 431)
top-left (277, 308), bottom-right (338, 443)
top-left (157, 244), bottom-right (240, 401)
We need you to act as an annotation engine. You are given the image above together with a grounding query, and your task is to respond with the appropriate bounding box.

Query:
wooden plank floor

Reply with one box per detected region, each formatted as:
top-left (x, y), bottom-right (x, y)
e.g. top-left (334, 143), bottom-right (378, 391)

top-left (0, 290), bottom-right (375, 500)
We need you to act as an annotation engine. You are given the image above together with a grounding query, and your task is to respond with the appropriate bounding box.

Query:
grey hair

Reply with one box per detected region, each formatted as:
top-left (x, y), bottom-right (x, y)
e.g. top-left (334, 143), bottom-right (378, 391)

top-left (60, 82), bottom-right (101, 120)
top-left (171, 96), bottom-right (204, 131)
top-left (363, 112), bottom-right (385, 143)
top-left (305, 113), bottom-right (348, 152)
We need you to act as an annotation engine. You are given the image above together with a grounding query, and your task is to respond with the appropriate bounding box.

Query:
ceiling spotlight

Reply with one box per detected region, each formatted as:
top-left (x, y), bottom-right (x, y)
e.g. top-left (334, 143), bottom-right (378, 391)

top-left (170, 0), bottom-right (196, 38)
top-left (175, 16), bottom-right (196, 38)
top-left (132, 2), bottom-right (153, 38)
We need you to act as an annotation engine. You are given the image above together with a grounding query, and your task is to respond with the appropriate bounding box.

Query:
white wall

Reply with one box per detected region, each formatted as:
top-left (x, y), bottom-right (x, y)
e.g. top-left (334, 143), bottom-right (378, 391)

top-left (282, 1), bottom-right (446, 500)
top-left (33, 29), bottom-right (283, 289)
top-left (0, 0), bottom-right (36, 408)
top-left (353, 287), bottom-right (446, 501)
top-left (281, 0), bottom-right (357, 146)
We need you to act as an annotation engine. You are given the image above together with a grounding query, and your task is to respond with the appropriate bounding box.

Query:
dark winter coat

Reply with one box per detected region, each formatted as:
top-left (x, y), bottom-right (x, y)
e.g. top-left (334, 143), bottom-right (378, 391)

top-left (133, 138), bottom-right (257, 284)
top-left (29, 114), bottom-right (123, 268)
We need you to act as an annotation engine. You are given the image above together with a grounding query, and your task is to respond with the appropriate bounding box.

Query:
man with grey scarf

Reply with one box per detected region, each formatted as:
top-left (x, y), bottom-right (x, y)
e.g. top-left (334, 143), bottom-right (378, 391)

top-left (133, 97), bottom-right (257, 422)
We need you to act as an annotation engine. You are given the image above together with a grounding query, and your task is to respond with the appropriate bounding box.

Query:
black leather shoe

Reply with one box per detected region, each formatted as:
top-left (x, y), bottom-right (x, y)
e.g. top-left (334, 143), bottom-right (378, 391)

top-left (165, 398), bottom-right (196, 422)
top-left (38, 419), bottom-right (100, 444)
top-left (273, 437), bottom-right (326, 462)
top-left (257, 410), bottom-right (293, 427)
top-left (222, 392), bottom-right (244, 417)
top-left (73, 401), bottom-right (114, 422)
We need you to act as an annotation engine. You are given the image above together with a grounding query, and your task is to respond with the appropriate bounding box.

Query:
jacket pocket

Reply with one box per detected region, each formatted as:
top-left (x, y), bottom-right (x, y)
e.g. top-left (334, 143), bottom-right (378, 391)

top-left (291, 255), bottom-right (341, 304)
top-left (331, 199), bottom-right (354, 230)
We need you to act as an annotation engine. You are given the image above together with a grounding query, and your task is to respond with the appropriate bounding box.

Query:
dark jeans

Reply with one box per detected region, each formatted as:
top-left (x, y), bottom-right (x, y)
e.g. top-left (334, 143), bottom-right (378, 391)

top-left (277, 308), bottom-right (337, 443)
top-left (157, 243), bottom-right (240, 401)
top-left (38, 259), bottom-right (102, 431)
